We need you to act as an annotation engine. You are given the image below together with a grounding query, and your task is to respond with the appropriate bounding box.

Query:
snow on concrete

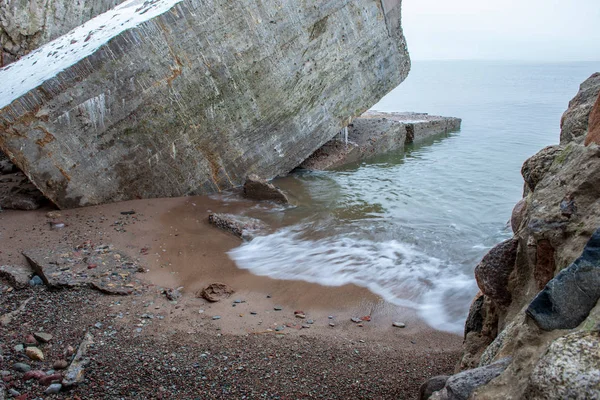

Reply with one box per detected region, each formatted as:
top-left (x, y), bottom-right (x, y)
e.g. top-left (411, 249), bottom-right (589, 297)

top-left (0, 0), bottom-right (183, 109)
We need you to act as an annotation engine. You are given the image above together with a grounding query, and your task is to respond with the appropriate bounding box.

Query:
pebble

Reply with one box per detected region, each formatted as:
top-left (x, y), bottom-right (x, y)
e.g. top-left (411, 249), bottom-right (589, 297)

top-left (23, 370), bottom-right (45, 381)
top-left (25, 334), bottom-right (37, 345)
top-left (29, 276), bottom-right (43, 286)
top-left (33, 332), bottom-right (53, 343)
top-left (329, 323), bottom-right (335, 327)
top-left (274, 307), bottom-right (282, 311)
top-left (14, 344), bottom-right (24, 352)
top-left (233, 299), bottom-right (242, 304)
top-left (40, 373), bottom-right (62, 386)
top-left (94, 322), bottom-right (103, 329)
top-left (212, 316), bottom-right (221, 320)
top-left (351, 317), bottom-right (361, 323)
top-left (307, 319), bottom-right (314, 324)
top-left (45, 383), bottom-right (62, 394)
top-left (250, 312), bottom-right (257, 315)
top-left (26, 347), bottom-right (44, 361)
top-left (13, 363), bottom-right (30, 372)
top-left (275, 326), bottom-right (285, 332)
top-left (266, 295), bottom-right (271, 298)
top-left (53, 360), bottom-right (69, 370)
top-left (301, 324), bottom-right (310, 329)
top-left (392, 322), bottom-right (406, 328)
top-left (328, 316), bottom-right (334, 319)
top-left (9, 389), bottom-right (20, 397)
top-left (295, 313), bottom-right (306, 319)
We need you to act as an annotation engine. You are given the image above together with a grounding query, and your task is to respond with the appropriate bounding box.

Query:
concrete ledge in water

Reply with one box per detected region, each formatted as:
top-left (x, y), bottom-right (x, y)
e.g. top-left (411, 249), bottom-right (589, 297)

top-left (300, 111), bottom-right (462, 170)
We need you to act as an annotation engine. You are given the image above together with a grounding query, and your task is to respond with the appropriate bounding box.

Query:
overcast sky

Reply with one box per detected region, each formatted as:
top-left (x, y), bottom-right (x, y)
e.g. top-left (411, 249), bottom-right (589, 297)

top-left (403, 0), bottom-right (600, 61)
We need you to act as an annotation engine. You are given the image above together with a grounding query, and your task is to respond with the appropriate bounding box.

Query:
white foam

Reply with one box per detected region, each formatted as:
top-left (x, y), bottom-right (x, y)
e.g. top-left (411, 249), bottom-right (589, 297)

top-left (228, 225), bottom-right (478, 334)
top-left (0, 0), bottom-right (184, 109)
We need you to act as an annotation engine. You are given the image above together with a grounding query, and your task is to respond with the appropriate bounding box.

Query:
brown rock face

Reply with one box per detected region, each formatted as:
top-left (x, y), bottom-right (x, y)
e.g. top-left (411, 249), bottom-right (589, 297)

top-left (511, 199), bottom-right (527, 233)
top-left (584, 92), bottom-right (600, 146)
top-left (534, 239), bottom-right (555, 290)
top-left (474, 239), bottom-right (519, 306)
top-left (560, 72), bottom-right (600, 144)
top-left (521, 145), bottom-right (563, 192)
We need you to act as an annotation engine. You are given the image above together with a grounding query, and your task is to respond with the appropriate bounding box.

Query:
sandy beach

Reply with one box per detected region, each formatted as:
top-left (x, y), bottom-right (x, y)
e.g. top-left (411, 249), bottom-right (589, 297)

top-left (0, 192), bottom-right (462, 398)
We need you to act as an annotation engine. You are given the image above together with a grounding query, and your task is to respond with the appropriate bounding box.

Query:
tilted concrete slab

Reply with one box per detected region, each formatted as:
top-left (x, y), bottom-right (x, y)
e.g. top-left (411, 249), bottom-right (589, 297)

top-left (0, 0), bottom-right (410, 208)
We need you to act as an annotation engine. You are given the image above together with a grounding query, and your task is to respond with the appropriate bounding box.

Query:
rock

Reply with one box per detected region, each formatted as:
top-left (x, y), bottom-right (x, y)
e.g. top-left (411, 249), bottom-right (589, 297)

top-left (392, 322), bottom-right (406, 328)
top-left (212, 316), bottom-right (221, 320)
top-left (329, 323), bottom-right (335, 327)
top-left (274, 307), bottom-right (283, 311)
top-left (295, 314), bottom-right (306, 319)
top-left (62, 332), bottom-right (93, 387)
top-left (301, 112), bottom-right (461, 170)
top-left (208, 213), bottom-right (267, 241)
top-left (197, 283), bottom-right (234, 303)
top-left (13, 344), bottom-right (23, 353)
top-left (442, 358), bottom-right (511, 400)
top-left (22, 370), bottom-right (45, 381)
top-left (25, 335), bottom-right (37, 345)
top-left (420, 375), bottom-right (449, 400)
top-left (526, 331), bottom-right (600, 399)
top-left (0, 265), bottom-right (32, 289)
top-left (163, 288), bottom-right (182, 301)
top-left (534, 239), bottom-right (555, 290)
top-left (0, 159), bottom-right (17, 174)
top-left (33, 332), bottom-right (52, 343)
top-left (7, 389), bottom-right (19, 397)
top-left (29, 276), bottom-right (43, 286)
top-left (12, 363), bottom-right (30, 373)
top-left (45, 383), bottom-right (62, 394)
top-left (561, 73), bottom-right (600, 144)
top-left (25, 347), bottom-right (43, 361)
top-left (527, 228), bottom-right (600, 331)
top-left (243, 175), bottom-right (289, 204)
top-left (510, 199), bottom-right (526, 233)
top-left (0, 0), bottom-right (410, 209)
top-left (474, 238), bottom-right (518, 305)
top-left (521, 145), bottom-right (563, 192)
top-left (53, 360), bottom-right (69, 370)
top-left (351, 317), bottom-right (361, 323)
top-left (584, 91), bottom-right (600, 146)
top-left (39, 373), bottom-right (62, 386)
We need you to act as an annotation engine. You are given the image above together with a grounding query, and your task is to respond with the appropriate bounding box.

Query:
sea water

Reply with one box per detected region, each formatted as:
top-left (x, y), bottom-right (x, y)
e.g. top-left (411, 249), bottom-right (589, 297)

top-left (228, 61), bottom-right (600, 334)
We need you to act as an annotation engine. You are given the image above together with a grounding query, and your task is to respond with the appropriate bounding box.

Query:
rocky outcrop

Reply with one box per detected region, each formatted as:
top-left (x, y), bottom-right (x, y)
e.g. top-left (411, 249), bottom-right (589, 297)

top-left (584, 91), bottom-right (600, 146)
top-left (300, 111), bottom-right (461, 170)
top-left (0, 0), bottom-right (410, 209)
top-left (208, 213), bottom-right (267, 241)
top-left (423, 74), bottom-right (600, 399)
top-left (1, 0), bottom-right (127, 66)
top-left (560, 73), bottom-right (600, 144)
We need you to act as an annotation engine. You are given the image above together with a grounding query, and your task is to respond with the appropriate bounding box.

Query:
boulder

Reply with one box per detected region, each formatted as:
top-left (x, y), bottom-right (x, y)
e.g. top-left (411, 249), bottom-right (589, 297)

top-left (208, 213), bottom-right (267, 241)
top-left (0, 0), bottom-right (410, 208)
top-left (584, 92), bottom-right (600, 146)
top-left (419, 375), bottom-right (449, 400)
top-left (560, 72), bottom-right (600, 144)
top-left (431, 358), bottom-right (512, 400)
top-left (474, 238), bottom-right (518, 305)
top-left (526, 331), bottom-right (600, 399)
top-left (0, 265), bottom-right (32, 289)
top-left (243, 175), bottom-right (289, 204)
top-left (527, 227), bottom-right (600, 331)
top-left (521, 145), bottom-right (563, 192)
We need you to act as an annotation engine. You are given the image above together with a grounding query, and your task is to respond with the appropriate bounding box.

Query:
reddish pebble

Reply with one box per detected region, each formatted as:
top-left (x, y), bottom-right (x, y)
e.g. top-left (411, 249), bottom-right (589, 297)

top-left (15, 395), bottom-right (28, 400)
top-left (361, 316), bottom-right (371, 322)
top-left (25, 335), bottom-right (37, 344)
top-left (88, 264), bottom-right (97, 269)
top-left (293, 310), bottom-right (305, 315)
top-left (23, 370), bottom-right (45, 381)
top-left (39, 373), bottom-right (62, 386)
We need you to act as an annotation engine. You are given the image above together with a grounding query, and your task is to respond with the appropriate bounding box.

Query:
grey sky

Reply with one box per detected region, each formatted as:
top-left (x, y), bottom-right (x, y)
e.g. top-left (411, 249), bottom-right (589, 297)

top-left (403, 0), bottom-right (600, 61)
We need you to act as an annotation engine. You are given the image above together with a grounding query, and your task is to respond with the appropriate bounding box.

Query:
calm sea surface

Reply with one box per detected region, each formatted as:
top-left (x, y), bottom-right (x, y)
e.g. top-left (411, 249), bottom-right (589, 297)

top-left (228, 61), bottom-right (600, 333)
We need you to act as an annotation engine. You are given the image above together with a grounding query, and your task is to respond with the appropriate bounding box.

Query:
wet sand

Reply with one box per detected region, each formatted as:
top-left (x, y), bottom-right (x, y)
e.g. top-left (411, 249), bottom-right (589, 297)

top-left (0, 192), bottom-right (462, 347)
